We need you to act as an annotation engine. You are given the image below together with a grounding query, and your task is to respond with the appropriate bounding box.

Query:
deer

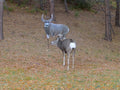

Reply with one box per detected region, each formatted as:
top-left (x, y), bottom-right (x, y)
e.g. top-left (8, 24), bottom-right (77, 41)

top-left (51, 34), bottom-right (76, 70)
top-left (41, 14), bottom-right (69, 48)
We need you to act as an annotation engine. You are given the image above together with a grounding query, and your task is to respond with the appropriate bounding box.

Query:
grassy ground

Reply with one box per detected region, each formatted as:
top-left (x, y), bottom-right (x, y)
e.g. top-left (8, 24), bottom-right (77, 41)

top-left (0, 2), bottom-right (120, 90)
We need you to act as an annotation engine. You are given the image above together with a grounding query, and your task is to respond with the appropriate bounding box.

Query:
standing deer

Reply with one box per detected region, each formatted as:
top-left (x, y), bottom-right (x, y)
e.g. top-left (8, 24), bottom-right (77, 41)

top-left (41, 14), bottom-right (69, 48)
top-left (51, 34), bottom-right (76, 70)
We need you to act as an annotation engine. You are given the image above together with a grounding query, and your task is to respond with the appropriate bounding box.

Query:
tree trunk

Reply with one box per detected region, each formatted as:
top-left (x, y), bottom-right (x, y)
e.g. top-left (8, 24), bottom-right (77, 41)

top-left (0, 0), bottom-right (4, 40)
top-left (115, 0), bottom-right (120, 27)
top-left (4, 0), bottom-right (9, 15)
top-left (49, 0), bottom-right (54, 14)
top-left (64, 0), bottom-right (68, 12)
top-left (17, 0), bottom-right (22, 6)
top-left (40, 0), bottom-right (44, 10)
top-left (49, 0), bottom-right (54, 18)
top-left (104, 0), bottom-right (112, 41)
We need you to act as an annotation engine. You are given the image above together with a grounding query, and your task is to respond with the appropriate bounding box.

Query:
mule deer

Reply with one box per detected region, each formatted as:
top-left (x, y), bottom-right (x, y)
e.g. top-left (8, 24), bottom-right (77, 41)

top-left (51, 34), bottom-right (76, 70)
top-left (41, 14), bottom-right (69, 48)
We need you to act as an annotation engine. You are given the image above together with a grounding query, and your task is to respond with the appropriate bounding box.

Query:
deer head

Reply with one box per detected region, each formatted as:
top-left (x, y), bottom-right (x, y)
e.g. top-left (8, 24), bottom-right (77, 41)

top-left (41, 14), bottom-right (53, 28)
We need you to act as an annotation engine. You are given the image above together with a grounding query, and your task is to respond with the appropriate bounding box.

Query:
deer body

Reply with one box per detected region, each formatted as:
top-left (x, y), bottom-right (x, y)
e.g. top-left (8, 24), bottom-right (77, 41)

top-left (51, 34), bottom-right (76, 70)
top-left (41, 14), bottom-right (69, 48)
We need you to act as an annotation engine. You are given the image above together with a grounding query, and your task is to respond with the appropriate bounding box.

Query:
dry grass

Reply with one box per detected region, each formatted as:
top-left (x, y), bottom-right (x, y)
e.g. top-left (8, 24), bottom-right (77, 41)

top-left (0, 2), bottom-right (120, 89)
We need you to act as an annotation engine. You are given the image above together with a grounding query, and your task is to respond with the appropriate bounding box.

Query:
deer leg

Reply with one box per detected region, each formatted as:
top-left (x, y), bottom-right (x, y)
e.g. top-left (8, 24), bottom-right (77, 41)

top-left (67, 53), bottom-right (70, 71)
top-left (63, 52), bottom-right (65, 66)
top-left (72, 49), bottom-right (75, 69)
top-left (47, 39), bottom-right (49, 49)
top-left (46, 34), bottom-right (50, 49)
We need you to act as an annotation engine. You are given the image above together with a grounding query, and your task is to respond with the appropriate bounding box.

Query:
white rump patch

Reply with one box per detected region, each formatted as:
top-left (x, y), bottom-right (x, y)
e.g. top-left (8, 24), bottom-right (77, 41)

top-left (70, 42), bottom-right (76, 49)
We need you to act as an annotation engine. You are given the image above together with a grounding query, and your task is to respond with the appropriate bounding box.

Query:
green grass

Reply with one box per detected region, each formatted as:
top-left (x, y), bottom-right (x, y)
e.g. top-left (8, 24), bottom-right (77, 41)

top-left (0, 65), bottom-right (120, 89)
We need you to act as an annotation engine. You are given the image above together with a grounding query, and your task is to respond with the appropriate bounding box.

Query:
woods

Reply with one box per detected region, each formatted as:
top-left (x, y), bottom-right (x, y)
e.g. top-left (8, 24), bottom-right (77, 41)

top-left (1, 0), bottom-right (119, 41)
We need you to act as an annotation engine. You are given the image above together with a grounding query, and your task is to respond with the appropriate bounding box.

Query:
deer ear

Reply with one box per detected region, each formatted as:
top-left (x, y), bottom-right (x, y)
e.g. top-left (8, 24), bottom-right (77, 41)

top-left (41, 14), bottom-right (45, 22)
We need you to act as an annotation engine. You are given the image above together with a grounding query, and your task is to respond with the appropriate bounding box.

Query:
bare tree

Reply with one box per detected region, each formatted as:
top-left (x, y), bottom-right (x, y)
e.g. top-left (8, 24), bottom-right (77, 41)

top-left (17, 0), bottom-right (22, 6)
top-left (4, 0), bottom-right (9, 14)
top-left (40, 0), bottom-right (44, 10)
top-left (104, 0), bottom-right (112, 41)
top-left (0, 0), bottom-right (4, 40)
top-left (49, 0), bottom-right (55, 20)
top-left (115, 0), bottom-right (120, 27)
top-left (64, 0), bottom-right (68, 12)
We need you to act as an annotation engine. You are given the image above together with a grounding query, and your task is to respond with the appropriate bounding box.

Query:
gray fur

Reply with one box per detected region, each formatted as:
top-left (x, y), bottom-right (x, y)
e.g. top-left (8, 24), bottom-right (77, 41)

top-left (51, 34), bottom-right (76, 70)
top-left (41, 14), bottom-right (69, 39)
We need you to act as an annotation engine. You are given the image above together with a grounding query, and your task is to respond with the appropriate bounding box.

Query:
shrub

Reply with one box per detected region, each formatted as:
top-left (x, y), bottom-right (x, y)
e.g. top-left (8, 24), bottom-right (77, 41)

top-left (67, 0), bottom-right (93, 10)
top-left (7, 0), bottom-right (29, 7)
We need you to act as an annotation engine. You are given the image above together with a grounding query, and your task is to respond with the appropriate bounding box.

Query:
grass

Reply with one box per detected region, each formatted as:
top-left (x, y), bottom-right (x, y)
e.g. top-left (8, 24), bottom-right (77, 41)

top-left (0, 66), bottom-right (120, 89)
top-left (74, 11), bottom-right (80, 17)
top-left (26, 8), bottom-right (43, 13)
